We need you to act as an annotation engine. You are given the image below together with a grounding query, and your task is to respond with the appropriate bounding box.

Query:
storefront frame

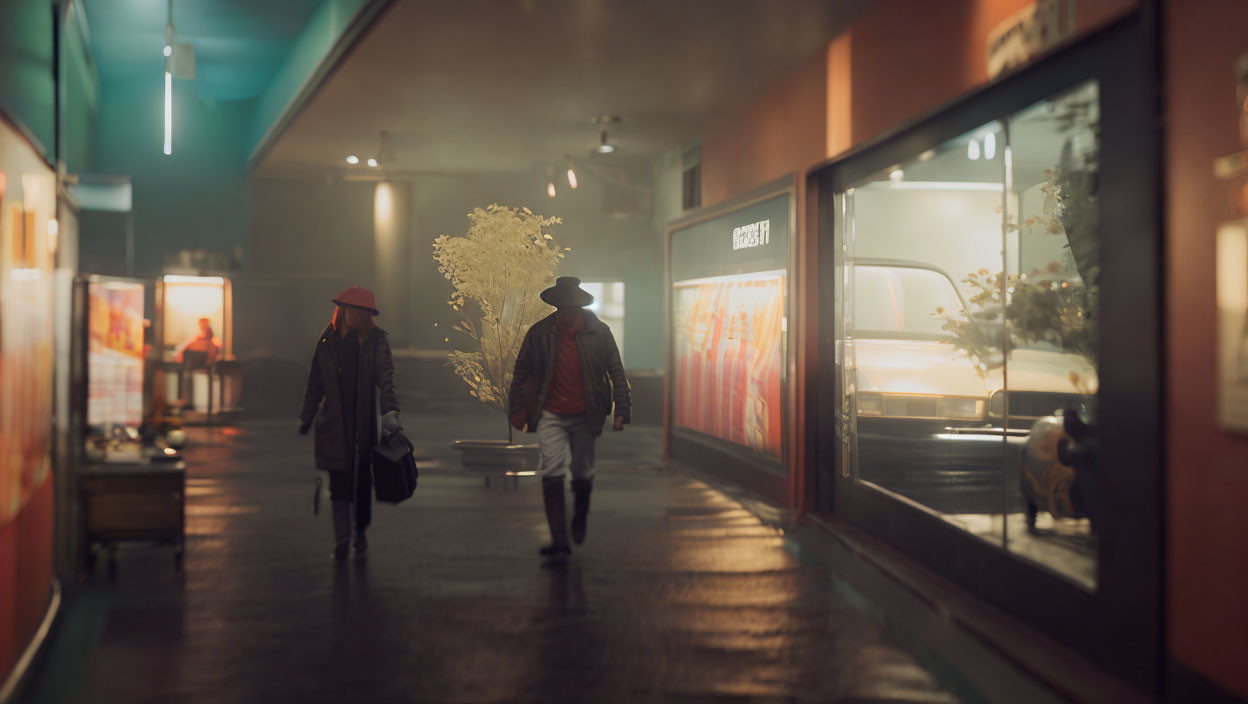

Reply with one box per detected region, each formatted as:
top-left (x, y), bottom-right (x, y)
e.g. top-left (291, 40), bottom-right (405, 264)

top-left (664, 175), bottom-right (799, 505)
top-left (809, 17), bottom-right (1163, 691)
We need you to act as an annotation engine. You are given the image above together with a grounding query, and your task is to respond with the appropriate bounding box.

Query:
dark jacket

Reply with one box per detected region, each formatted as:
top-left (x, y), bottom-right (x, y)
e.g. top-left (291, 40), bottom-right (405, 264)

top-left (508, 310), bottom-right (630, 436)
top-left (300, 325), bottom-right (399, 471)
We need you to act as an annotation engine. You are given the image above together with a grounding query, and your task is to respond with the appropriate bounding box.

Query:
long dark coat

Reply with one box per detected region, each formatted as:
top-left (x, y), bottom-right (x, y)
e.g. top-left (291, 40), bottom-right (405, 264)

top-left (300, 326), bottom-right (399, 471)
top-left (507, 310), bottom-right (630, 437)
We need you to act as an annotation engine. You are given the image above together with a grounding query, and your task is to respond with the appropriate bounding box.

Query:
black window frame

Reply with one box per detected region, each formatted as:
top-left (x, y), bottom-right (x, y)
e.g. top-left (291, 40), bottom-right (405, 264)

top-left (810, 16), bottom-right (1162, 691)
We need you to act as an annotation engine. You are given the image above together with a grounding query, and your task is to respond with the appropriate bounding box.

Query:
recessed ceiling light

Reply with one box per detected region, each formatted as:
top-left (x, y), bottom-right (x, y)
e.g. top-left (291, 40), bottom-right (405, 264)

top-left (547, 181), bottom-right (557, 198)
top-left (566, 158), bottom-right (578, 189)
top-left (346, 155), bottom-right (359, 165)
top-left (967, 139), bottom-right (981, 161)
top-left (367, 158), bottom-right (378, 167)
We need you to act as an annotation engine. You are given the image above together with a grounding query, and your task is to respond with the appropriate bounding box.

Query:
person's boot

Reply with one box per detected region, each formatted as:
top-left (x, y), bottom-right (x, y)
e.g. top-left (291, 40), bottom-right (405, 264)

top-left (331, 501), bottom-right (351, 561)
top-left (353, 527), bottom-right (368, 560)
top-left (539, 477), bottom-right (572, 559)
top-left (570, 478), bottom-right (593, 545)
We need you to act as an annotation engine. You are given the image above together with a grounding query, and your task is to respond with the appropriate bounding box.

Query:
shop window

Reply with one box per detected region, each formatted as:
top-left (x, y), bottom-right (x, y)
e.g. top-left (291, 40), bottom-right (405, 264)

top-left (838, 81), bottom-right (1100, 589)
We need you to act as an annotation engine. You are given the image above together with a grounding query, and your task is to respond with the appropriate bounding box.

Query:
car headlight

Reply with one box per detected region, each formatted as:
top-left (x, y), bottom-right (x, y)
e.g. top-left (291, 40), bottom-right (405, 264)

top-left (854, 393), bottom-right (984, 420)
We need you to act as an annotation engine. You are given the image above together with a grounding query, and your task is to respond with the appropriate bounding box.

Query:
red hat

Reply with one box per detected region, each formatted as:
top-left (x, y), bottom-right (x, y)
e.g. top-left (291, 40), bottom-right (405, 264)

top-left (332, 286), bottom-right (379, 315)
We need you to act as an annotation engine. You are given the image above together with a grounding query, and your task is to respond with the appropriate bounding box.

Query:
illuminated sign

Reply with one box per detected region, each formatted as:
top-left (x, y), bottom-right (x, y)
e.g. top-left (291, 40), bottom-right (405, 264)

top-left (732, 219), bottom-right (771, 251)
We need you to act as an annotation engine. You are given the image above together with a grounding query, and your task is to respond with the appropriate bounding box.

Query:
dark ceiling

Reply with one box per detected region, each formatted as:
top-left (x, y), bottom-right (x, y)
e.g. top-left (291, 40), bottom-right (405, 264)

top-left (259, 0), bottom-right (867, 177)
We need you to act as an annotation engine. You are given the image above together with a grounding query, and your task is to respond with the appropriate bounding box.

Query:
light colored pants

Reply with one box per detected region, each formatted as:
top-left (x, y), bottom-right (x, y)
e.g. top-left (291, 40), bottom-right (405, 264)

top-left (536, 411), bottom-right (595, 480)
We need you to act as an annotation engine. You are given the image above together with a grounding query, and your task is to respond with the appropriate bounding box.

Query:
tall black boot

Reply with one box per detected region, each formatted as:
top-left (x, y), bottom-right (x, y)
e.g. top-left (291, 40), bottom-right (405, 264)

top-left (331, 501), bottom-right (351, 560)
top-left (570, 478), bottom-right (593, 545)
top-left (539, 477), bottom-right (572, 558)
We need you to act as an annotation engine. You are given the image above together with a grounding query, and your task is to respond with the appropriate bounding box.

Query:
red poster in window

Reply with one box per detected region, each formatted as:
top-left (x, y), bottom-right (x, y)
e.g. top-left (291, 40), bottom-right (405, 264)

top-left (673, 273), bottom-right (784, 457)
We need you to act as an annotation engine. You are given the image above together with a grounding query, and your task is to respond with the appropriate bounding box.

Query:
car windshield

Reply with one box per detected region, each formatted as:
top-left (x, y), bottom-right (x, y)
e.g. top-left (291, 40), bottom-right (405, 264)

top-left (852, 265), bottom-right (965, 338)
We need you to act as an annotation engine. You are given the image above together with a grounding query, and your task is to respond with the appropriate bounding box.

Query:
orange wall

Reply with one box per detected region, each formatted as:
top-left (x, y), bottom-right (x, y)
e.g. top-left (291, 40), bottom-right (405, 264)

top-left (700, 50), bottom-right (827, 207)
top-left (701, 0), bottom-right (1141, 210)
top-left (1164, 0), bottom-right (1248, 697)
top-left (848, 0), bottom-right (1138, 151)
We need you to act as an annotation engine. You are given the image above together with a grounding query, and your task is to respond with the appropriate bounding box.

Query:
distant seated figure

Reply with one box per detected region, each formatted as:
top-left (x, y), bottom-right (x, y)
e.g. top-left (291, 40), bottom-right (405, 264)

top-left (177, 318), bottom-right (221, 367)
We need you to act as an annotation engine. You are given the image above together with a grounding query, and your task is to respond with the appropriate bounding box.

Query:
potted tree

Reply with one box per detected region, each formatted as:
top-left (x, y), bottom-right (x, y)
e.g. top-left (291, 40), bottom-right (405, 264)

top-left (432, 203), bottom-right (568, 474)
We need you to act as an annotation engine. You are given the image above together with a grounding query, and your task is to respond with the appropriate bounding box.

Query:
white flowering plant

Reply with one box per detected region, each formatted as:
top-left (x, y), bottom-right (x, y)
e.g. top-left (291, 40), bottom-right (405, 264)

top-left (433, 204), bottom-right (567, 414)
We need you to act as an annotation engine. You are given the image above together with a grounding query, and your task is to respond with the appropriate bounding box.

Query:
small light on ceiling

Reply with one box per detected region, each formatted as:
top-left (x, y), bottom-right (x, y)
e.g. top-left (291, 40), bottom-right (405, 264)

top-left (346, 155), bottom-right (359, 165)
top-left (983, 131), bottom-right (997, 160)
top-left (367, 158), bottom-right (379, 167)
top-left (918, 150), bottom-right (935, 162)
top-left (566, 159), bottom-right (578, 189)
top-left (596, 129), bottom-right (616, 154)
top-left (889, 168), bottom-right (904, 183)
top-left (547, 181), bottom-right (557, 198)
top-left (967, 139), bottom-right (981, 161)
top-left (163, 44), bottom-right (173, 57)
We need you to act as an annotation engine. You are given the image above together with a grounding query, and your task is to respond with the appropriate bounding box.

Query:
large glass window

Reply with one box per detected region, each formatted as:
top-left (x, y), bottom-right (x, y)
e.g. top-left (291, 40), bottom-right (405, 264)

top-left (839, 81), bottom-right (1100, 589)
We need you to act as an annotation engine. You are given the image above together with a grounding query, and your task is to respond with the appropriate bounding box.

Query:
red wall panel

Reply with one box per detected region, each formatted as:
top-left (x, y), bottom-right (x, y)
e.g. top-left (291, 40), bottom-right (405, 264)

top-left (0, 474), bottom-right (53, 688)
top-left (1164, 0), bottom-right (1248, 696)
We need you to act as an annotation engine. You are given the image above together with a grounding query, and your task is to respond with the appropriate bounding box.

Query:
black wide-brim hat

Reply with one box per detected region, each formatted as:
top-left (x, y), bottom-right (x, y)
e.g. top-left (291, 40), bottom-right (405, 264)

top-left (540, 276), bottom-right (594, 308)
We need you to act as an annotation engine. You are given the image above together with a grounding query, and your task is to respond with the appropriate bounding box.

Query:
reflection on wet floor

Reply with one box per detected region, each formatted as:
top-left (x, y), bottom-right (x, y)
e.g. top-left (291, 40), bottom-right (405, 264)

top-left (31, 417), bottom-right (967, 703)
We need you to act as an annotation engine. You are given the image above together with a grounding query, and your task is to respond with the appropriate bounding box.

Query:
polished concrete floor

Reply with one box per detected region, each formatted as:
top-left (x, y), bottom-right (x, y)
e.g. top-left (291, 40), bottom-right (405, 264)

top-left (24, 402), bottom-right (976, 703)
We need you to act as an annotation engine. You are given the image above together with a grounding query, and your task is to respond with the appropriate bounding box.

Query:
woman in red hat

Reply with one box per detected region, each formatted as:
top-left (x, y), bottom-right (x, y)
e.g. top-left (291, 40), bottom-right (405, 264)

top-left (298, 286), bottom-right (402, 560)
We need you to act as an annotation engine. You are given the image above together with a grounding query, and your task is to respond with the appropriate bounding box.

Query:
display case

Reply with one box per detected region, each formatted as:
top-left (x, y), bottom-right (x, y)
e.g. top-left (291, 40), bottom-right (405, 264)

top-left (666, 180), bottom-right (795, 503)
top-left (81, 276), bottom-right (146, 459)
top-left (155, 274), bottom-right (239, 420)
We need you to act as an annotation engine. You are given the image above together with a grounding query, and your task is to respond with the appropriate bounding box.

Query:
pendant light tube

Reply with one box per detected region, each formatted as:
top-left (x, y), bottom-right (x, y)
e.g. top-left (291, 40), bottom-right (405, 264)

top-left (164, 70), bottom-right (172, 155)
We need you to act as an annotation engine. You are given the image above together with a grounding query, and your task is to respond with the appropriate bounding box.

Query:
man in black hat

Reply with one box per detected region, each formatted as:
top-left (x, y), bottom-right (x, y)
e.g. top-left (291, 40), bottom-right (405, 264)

top-left (509, 276), bottom-right (631, 559)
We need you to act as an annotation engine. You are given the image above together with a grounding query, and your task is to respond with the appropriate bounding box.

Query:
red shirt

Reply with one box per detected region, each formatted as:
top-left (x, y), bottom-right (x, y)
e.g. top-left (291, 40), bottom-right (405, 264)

top-left (542, 312), bottom-right (586, 416)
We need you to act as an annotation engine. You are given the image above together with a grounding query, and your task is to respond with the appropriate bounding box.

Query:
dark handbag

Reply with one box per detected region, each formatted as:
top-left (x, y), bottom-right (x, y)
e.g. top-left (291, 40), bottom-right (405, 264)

top-left (372, 431), bottom-right (418, 504)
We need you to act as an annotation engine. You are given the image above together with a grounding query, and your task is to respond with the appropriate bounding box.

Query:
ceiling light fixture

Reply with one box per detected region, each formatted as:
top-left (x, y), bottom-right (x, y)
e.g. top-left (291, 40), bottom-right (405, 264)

top-left (591, 115), bottom-right (622, 155)
top-left (163, 0), bottom-right (174, 155)
top-left (983, 131), bottom-right (997, 160)
top-left (596, 130), bottom-right (616, 154)
top-left (566, 158), bottom-right (578, 189)
top-left (367, 158), bottom-right (379, 168)
top-left (547, 180), bottom-right (557, 198)
top-left (967, 139), bottom-right (981, 161)
top-left (346, 155), bottom-right (359, 165)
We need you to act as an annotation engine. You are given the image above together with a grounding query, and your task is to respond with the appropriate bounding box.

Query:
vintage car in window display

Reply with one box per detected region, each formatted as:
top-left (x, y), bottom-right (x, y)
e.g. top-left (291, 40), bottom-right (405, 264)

top-left (847, 259), bottom-right (1096, 513)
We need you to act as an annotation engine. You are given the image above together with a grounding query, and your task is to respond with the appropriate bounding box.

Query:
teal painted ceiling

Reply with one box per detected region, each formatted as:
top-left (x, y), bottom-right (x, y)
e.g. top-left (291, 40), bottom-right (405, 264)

top-left (83, 0), bottom-right (323, 101)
